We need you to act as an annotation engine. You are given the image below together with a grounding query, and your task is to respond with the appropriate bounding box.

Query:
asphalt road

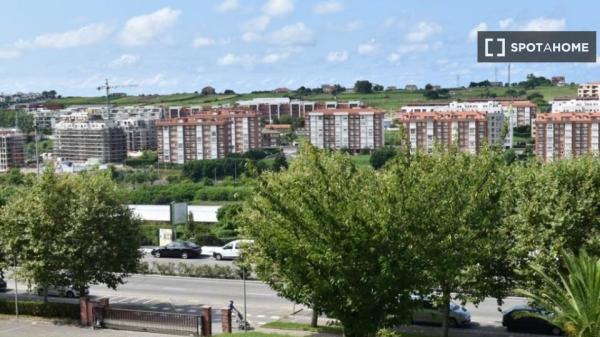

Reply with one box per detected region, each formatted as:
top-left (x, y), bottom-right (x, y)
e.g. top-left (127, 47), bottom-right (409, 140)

top-left (1, 274), bottom-right (556, 336)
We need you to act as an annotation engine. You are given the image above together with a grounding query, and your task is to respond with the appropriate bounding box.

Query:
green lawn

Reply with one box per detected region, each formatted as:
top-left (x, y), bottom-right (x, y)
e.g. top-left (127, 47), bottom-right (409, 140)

top-left (49, 85), bottom-right (577, 113)
top-left (350, 154), bottom-right (371, 168)
top-left (262, 321), bottom-right (343, 334)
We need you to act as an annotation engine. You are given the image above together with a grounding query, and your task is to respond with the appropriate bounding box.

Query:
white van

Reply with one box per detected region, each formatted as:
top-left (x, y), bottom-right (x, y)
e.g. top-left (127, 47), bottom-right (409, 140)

top-left (201, 240), bottom-right (253, 260)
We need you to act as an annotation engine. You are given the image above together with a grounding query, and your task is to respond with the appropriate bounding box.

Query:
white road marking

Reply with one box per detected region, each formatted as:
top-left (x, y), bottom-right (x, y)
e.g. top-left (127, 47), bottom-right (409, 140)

top-left (270, 315), bottom-right (280, 319)
top-left (256, 314), bottom-right (265, 318)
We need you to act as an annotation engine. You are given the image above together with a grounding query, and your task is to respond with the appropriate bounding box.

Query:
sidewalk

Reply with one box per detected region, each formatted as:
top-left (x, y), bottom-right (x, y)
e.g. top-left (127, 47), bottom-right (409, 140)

top-left (0, 316), bottom-right (162, 337)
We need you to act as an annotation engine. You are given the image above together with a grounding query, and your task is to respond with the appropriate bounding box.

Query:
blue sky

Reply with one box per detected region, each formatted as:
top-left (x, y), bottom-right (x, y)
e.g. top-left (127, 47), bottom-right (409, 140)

top-left (0, 0), bottom-right (598, 96)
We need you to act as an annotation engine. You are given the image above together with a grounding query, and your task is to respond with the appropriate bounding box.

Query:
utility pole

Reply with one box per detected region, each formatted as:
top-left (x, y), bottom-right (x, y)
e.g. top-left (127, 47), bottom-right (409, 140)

top-left (456, 74), bottom-right (460, 88)
top-left (507, 63), bottom-right (511, 87)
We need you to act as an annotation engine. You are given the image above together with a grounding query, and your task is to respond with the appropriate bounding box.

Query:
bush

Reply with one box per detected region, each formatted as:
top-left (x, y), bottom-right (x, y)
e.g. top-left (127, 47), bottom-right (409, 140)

top-left (0, 300), bottom-right (79, 319)
top-left (138, 261), bottom-right (256, 280)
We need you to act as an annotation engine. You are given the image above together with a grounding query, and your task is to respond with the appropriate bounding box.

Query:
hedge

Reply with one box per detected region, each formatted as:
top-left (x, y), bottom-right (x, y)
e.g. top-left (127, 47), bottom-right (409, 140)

top-left (0, 299), bottom-right (79, 319)
top-left (138, 261), bottom-right (256, 280)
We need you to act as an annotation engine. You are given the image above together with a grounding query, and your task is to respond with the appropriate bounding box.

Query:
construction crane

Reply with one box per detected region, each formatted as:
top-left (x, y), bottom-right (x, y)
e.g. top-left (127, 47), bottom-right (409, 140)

top-left (97, 78), bottom-right (138, 119)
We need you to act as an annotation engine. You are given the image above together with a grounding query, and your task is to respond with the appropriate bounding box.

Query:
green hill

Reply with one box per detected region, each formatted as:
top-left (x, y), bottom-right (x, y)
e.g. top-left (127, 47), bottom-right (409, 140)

top-left (49, 85), bottom-right (577, 113)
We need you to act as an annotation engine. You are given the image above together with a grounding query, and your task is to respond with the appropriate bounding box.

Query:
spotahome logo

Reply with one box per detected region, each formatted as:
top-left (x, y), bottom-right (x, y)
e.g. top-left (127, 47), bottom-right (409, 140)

top-left (478, 31), bottom-right (596, 62)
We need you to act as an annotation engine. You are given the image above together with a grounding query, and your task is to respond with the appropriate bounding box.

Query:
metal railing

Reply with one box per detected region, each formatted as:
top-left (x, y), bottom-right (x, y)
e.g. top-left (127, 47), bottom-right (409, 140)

top-left (98, 307), bottom-right (201, 336)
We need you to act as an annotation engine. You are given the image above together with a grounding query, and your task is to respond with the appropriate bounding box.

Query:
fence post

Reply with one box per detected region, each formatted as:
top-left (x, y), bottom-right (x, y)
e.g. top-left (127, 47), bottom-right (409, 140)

top-left (221, 307), bottom-right (232, 333)
top-left (201, 306), bottom-right (212, 336)
top-left (79, 297), bottom-right (90, 326)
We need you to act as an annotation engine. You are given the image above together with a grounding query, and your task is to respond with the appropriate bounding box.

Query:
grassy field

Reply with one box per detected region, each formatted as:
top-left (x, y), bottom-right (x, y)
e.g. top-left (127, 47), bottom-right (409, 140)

top-left (350, 154), bottom-right (371, 167)
top-left (259, 321), bottom-right (434, 337)
top-left (49, 85), bottom-right (577, 113)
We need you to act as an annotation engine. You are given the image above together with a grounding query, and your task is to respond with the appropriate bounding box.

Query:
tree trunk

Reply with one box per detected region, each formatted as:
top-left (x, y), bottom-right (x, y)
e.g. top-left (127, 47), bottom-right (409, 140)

top-left (43, 288), bottom-right (48, 303)
top-left (441, 287), bottom-right (451, 337)
top-left (311, 308), bottom-right (318, 327)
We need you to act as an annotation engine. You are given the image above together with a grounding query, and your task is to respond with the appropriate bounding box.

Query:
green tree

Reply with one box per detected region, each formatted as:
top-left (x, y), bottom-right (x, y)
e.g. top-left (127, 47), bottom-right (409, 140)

top-left (387, 148), bottom-right (514, 337)
top-left (0, 168), bottom-right (141, 298)
top-left (354, 80), bottom-right (373, 94)
top-left (271, 152), bottom-right (288, 172)
top-left (241, 144), bottom-right (420, 337)
top-left (369, 147), bottom-right (397, 169)
top-left (503, 156), bottom-right (600, 291)
top-left (517, 250), bottom-right (600, 337)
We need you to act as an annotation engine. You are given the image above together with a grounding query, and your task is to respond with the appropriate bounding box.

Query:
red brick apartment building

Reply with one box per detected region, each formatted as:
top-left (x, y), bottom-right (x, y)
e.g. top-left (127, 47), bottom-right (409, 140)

top-left (396, 111), bottom-right (488, 154)
top-left (156, 108), bottom-right (260, 164)
top-left (534, 112), bottom-right (600, 162)
top-left (307, 108), bottom-right (384, 151)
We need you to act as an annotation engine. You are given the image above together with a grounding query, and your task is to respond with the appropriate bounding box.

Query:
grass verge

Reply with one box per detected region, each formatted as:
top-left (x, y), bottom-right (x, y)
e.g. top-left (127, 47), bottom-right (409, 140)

top-left (262, 321), bottom-right (343, 334)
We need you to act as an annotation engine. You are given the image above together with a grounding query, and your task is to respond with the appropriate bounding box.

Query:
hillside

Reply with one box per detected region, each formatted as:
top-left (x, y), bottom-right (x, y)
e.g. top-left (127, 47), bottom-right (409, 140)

top-left (49, 85), bottom-right (577, 113)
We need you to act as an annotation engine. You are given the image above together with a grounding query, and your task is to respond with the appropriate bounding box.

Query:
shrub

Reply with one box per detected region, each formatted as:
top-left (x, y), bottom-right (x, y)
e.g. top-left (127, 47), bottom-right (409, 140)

top-left (138, 261), bottom-right (256, 280)
top-left (0, 300), bottom-right (79, 320)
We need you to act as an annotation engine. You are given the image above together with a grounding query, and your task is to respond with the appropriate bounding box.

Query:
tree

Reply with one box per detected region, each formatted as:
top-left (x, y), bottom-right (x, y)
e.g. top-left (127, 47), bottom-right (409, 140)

top-left (271, 152), bottom-right (288, 172)
top-left (241, 144), bottom-right (420, 337)
top-left (0, 168), bottom-right (141, 298)
top-left (517, 250), bottom-right (600, 337)
top-left (387, 148), bottom-right (515, 337)
top-left (354, 80), bottom-right (373, 94)
top-left (373, 84), bottom-right (384, 92)
top-left (369, 147), bottom-right (397, 169)
top-left (502, 156), bottom-right (600, 292)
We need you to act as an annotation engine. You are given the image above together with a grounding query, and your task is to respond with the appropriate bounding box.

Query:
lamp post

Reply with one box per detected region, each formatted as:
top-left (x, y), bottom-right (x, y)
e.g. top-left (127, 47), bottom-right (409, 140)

top-left (243, 267), bottom-right (247, 332)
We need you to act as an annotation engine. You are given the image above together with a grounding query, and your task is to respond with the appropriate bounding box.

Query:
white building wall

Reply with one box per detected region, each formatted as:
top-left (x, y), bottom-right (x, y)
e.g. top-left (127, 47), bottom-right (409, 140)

top-left (546, 124), bottom-right (554, 161)
top-left (564, 123), bottom-right (572, 158)
top-left (210, 125), bottom-right (218, 159)
top-left (196, 125), bottom-right (204, 160)
top-left (162, 127), bottom-right (170, 162)
top-left (592, 123), bottom-right (599, 154)
top-left (176, 126), bottom-right (184, 164)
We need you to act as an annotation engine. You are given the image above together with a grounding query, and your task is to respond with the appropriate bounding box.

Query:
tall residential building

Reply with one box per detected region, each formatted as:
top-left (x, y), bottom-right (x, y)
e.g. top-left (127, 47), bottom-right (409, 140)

top-left (114, 118), bottom-right (157, 152)
top-left (54, 113), bottom-right (127, 163)
top-left (534, 112), bottom-right (600, 162)
top-left (156, 108), bottom-right (260, 164)
top-left (0, 129), bottom-right (25, 172)
top-left (237, 98), bottom-right (316, 121)
top-left (578, 82), bottom-right (600, 98)
top-left (307, 108), bottom-right (384, 151)
top-left (395, 111), bottom-right (489, 154)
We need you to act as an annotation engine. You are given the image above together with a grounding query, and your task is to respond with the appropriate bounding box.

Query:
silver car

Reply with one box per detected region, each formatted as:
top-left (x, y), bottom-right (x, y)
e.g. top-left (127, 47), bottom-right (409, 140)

top-left (35, 285), bottom-right (88, 298)
top-left (412, 300), bottom-right (471, 327)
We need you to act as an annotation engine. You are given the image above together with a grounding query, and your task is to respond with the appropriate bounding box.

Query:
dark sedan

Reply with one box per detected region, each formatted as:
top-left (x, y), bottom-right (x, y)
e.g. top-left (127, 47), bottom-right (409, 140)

top-left (502, 305), bottom-right (562, 335)
top-left (151, 241), bottom-right (202, 259)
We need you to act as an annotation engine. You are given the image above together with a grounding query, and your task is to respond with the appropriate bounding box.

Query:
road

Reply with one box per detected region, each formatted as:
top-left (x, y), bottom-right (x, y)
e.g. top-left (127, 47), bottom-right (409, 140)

top-left (0, 273), bottom-right (535, 333)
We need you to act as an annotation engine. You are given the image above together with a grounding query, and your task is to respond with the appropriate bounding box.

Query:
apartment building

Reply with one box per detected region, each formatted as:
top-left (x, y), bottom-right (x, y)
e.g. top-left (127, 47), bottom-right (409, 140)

top-left (53, 113), bottom-right (127, 163)
top-left (156, 108), bottom-right (260, 164)
top-left (114, 118), bottom-right (157, 152)
top-left (0, 129), bottom-right (25, 172)
top-left (534, 112), bottom-right (600, 162)
top-left (307, 108), bottom-right (384, 151)
top-left (551, 97), bottom-right (600, 112)
top-left (261, 124), bottom-right (292, 147)
top-left (578, 82), bottom-right (600, 98)
top-left (396, 111), bottom-right (489, 154)
top-left (237, 98), bottom-right (316, 121)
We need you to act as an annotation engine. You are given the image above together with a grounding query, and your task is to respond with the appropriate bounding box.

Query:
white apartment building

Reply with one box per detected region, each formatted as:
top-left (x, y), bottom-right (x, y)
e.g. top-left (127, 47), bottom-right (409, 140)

top-left (307, 108), bottom-right (384, 151)
top-left (535, 112), bottom-right (600, 162)
top-left (551, 97), bottom-right (600, 112)
top-left (578, 82), bottom-right (600, 98)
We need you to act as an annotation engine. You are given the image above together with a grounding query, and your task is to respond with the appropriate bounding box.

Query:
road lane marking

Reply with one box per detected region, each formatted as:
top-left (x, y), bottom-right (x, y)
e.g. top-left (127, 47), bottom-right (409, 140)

top-left (270, 315), bottom-right (280, 319)
top-left (256, 314), bottom-right (265, 318)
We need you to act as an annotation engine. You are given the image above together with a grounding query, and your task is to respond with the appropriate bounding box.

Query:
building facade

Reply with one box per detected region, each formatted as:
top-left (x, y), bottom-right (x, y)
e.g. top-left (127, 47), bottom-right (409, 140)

top-left (54, 114), bottom-right (127, 163)
top-left (307, 108), bottom-right (384, 151)
top-left (0, 129), bottom-right (25, 172)
top-left (396, 111), bottom-right (489, 154)
top-left (156, 108), bottom-right (260, 164)
top-left (534, 112), bottom-right (600, 162)
top-left (578, 83), bottom-right (600, 98)
top-left (550, 97), bottom-right (600, 112)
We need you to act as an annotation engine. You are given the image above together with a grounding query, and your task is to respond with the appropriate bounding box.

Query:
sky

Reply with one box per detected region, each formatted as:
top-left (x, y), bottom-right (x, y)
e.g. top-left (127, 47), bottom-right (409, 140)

top-left (0, 0), bottom-right (599, 96)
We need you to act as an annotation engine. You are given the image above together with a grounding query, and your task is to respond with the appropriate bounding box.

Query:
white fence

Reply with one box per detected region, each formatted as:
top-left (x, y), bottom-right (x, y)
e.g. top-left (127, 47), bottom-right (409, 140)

top-left (128, 205), bottom-right (221, 223)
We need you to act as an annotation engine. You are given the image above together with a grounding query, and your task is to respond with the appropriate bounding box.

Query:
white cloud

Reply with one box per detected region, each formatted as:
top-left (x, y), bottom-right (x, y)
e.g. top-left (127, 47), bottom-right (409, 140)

top-left (216, 0), bottom-right (240, 12)
top-left (242, 16), bottom-right (271, 32)
top-left (192, 36), bottom-right (215, 48)
top-left (268, 22), bottom-right (314, 45)
top-left (587, 56), bottom-right (600, 68)
top-left (217, 51), bottom-right (290, 66)
top-left (263, 0), bottom-right (294, 16)
top-left (262, 51), bottom-right (290, 63)
top-left (468, 22), bottom-right (488, 41)
top-left (242, 32), bottom-right (262, 43)
top-left (344, 20), bottom-right (362, 32)
top-left (110, 54), bottom-right (139, 67)
top-left (358, 39), bottom-right (377, 55)
top-left (498, 18), bottom-right (514, 29)
top-left (0, 49), bottom-right (21, 59)
top-left (396, 41), bottom-right (443, 54)
top-left (119, 8), bottom-right (181, 46)
top-left (327, 50), bottom-right (348, 63)
top-left (520, 17), bottom-right (566, 31)
top-left (314, 1), bottom-right (343, 14)
top-left (497, 17), bottom-right (566, 31)
top-left (15, 23), bottom-right (111, 49)
top-left (387, 53), bottom-right (400, 63)
top-left (137, 73), bottom-right (177, 88)
top-left (406, 21), bottom-right (442, 42)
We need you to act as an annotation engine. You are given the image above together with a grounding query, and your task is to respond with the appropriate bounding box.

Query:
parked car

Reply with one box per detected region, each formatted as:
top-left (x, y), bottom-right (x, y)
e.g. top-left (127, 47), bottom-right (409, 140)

top-left (202, 240), bottom-right (253, 260)
top-left (502, 305), bottom-right (562, 335)
top-left (411, 298), bottom-right (471, 327)
top-left (151, 241), bottom-right (202, 259)
top-left (35, 285), bottom-right (88, 298)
